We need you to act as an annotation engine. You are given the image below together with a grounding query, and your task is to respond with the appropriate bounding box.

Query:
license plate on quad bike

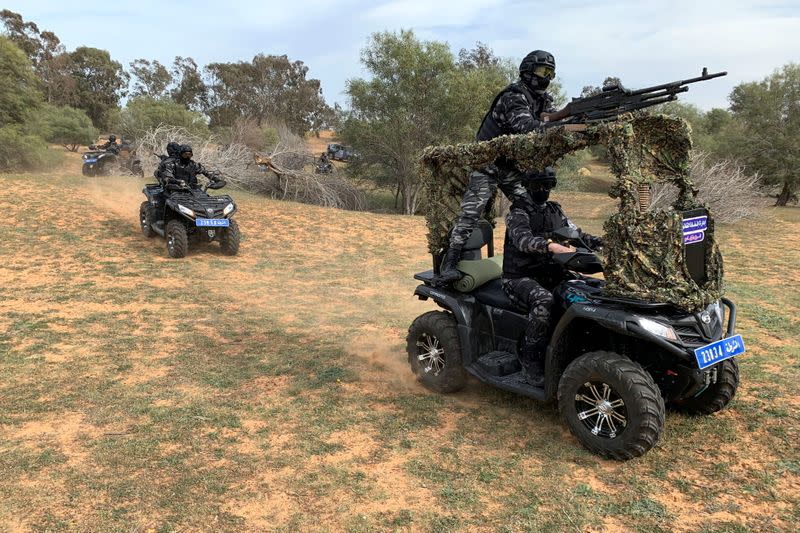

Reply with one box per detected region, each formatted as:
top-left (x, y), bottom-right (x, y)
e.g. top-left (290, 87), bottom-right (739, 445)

top-left (196, 218), bottom-right (229, 227)
top-left (694, 335), bottom-right (745, 370)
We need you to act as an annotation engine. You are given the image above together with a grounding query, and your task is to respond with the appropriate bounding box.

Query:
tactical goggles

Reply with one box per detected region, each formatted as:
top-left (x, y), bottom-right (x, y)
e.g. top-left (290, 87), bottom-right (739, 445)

top-left (533, 65), bottom-right (556, 80)
top-left (528, 179), bottom-right (557, 192)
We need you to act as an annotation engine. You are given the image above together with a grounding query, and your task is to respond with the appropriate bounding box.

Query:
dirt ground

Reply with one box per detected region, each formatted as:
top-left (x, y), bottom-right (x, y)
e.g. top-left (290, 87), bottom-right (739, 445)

top-left (0, 172), bottom-right (798, 532)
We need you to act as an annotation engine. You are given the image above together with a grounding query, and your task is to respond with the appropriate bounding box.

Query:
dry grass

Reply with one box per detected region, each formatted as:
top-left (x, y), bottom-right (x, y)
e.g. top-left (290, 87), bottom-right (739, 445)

top-left (0, 172), bottom-right (797, 532)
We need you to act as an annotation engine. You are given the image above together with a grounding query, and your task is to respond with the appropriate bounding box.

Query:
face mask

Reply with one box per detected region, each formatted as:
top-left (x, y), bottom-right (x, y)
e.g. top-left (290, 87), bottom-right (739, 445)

top-left (531, 190), bottom-right (550, 204)
top-left (533, 75), bottom-right (550, 90)
top-left (180, 153), bottom-right (192, 163)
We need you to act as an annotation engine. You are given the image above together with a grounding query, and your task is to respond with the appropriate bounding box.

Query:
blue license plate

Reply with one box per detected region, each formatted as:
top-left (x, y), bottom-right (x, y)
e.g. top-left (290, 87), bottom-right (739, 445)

top-left (694, 335), bottom-right (745, 370)
top-left (196, 218), bottom-right (229, 227)
top-left (85, 159), bottom-right (97, 164)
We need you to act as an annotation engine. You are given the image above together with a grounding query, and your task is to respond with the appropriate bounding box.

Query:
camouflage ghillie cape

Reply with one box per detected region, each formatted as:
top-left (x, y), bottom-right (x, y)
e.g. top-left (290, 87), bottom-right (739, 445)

top-left (419, 114), bottom-right (724, 312)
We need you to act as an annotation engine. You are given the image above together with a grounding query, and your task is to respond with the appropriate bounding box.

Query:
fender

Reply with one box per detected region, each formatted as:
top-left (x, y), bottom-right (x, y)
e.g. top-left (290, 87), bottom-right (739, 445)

top-left (543, 304), bottom-right (630, 399)
top-left (414, 284), bottom-right (477, 364)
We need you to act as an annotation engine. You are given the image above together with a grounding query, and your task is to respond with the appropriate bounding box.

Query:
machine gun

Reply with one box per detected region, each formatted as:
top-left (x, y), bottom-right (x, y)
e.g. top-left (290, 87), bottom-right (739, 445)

top-left (544, 68), bottom-right (727, 129)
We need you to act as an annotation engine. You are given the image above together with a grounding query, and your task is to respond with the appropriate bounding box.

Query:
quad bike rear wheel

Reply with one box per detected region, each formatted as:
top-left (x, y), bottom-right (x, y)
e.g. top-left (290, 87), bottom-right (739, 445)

top-left (672, 359), bottom-right (739, 415)
top-left (166, 220), bottom-right (188, 258)
top-left (558, 351), bottom-right (665, 460)
top-left (219, 219), bottom-right (240, 256)
top-left (139, 202), bottom-right (156, 238)
top-left (406, 311), bottom-right (466, 393)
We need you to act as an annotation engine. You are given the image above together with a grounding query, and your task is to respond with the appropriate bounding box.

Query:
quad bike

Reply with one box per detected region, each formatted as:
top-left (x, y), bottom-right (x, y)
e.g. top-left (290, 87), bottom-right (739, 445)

top-left (117, 144), bottom-right (144, 177)
top-left (407, 218), bottom-right (743, 460)
top-left (81, 148), bottom-right (118, 176)
top-left (139, 178), bottom-right (240, 258)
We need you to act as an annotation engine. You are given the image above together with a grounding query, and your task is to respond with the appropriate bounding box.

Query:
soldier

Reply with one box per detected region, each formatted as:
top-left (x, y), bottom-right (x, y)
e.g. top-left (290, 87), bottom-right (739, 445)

top-left (161, 144), bottom-right (221, 189)
top-left (99, 134), bottom-right (120, 154)
top-left (502, 169), bottom-right (602, 386)
top-left (437, 49), bottom-right (558, 283)
top-left (154, 141), bottom-right (182, 184)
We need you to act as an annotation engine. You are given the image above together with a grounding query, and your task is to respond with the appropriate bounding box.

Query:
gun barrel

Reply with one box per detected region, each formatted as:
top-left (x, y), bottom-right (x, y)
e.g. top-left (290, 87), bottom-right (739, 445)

top-left (629, 70), bottom-right (727, 96)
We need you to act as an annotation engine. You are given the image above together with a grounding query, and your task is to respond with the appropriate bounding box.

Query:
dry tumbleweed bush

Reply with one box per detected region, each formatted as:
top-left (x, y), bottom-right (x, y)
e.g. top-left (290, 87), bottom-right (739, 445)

top-left (651, 153), bottom-right (763, 223)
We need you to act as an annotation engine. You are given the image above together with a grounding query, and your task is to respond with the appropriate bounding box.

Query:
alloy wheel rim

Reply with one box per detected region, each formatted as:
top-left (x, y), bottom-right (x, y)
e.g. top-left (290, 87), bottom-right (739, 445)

top-left (416, 333), bottom-right (445, 376)
top-left (575, 381), bottom-right (628, 439)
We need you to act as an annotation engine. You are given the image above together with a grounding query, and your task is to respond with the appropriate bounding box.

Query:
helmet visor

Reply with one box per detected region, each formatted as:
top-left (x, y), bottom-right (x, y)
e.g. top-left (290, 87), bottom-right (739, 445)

top-left (528, 178), bottom-right (557, 192)
top-left (533, 65), bottom-right (556, 80)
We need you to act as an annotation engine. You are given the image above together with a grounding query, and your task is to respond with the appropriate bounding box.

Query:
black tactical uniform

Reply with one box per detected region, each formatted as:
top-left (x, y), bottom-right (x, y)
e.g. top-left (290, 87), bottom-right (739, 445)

top-left (502, 172), bottom-right (602, 385)
top-left (155, 141), bottom-right (182, 184)
top-left (99, 135), bottom-right (119, 154)
top-left (160, 144), bottom-right (219, 189)
top-left (438, 50), bottom-right (558, 283)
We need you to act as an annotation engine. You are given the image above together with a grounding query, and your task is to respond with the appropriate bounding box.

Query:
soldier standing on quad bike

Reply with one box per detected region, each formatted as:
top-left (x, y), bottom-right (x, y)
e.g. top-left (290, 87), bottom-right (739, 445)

top-left (161, 144), bottom-right (222, 189)
top-left (502, 170), bottom-right (603, 386)
top-left (437, 50), bottom-right (558, 283)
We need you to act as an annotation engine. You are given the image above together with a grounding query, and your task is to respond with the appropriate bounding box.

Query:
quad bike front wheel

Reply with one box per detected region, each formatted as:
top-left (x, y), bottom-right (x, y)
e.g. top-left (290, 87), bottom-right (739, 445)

top-left (558, 351), bottom-right (665, 460)
top-left (219, 219), bottom-right (240, 256)
top-left (139, 202), bottom-right (156, 238)
top-left (406, 311), bottom-right (466, 393)
top-left (672, 359), bottom-right (739, 415)
top-left (166, 220), bottom-right (188, 258)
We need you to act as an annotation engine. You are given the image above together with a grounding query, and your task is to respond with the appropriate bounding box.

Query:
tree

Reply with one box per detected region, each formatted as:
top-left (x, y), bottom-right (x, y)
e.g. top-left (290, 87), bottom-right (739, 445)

top-left (38, 104), bottom-right (97, 151)
top-left (0, 36), bottom-right (41, 126)
top-left (341, 31), bottom-right (466, 214)
top-left (0, 9), bottom-right (75, 105)
top-left (129, 58), bottom-right (172, 99)
top-left (206, 54), bottom-right (331, 134)
top-left (727, 64), bottom-right (800, 206)
top-left (119, 97), bottom-right (209, 139)
top-left (580, 76), bottom-right (622, 98)
top-left (68, 46), bottom-right (129, 130)
top-left (170, 56), bottom-right (207, 111)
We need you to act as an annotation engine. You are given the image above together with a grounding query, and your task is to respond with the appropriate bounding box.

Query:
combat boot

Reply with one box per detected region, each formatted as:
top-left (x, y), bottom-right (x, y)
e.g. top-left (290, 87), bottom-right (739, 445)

top-left (519, 339), bottom-right (547, 388)
top-left (436, 246), bottom-right (463, 283)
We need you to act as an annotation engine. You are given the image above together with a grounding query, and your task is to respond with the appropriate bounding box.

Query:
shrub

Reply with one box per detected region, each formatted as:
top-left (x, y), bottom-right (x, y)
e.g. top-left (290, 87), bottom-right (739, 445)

top-left (0, 125), bottom-right (62, 171)
top-left (37, 105), bottom-right (97, 151)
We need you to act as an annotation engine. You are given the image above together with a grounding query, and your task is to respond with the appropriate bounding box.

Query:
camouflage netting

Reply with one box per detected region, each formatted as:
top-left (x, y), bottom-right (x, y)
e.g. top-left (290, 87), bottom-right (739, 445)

top-left (419, 114), bottom-right (724, 312)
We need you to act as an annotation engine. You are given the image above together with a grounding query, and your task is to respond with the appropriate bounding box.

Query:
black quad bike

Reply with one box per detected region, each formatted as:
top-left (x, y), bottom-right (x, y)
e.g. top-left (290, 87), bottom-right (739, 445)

top-left (81, 149), bottom-right (118, 176)
top-left (139, 179), bottom-right (240, 258)
top-left (81, 145), bottom-right (143, 177)
top-left (407, 217), bottom-right (742, 460)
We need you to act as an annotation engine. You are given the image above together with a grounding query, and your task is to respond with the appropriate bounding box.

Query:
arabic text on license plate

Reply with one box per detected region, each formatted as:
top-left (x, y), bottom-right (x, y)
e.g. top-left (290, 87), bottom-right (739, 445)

top-left (694, 335), bottom-right (745, 370)
top-left (196, 218), bottom-right (229, 227)
top-left (85, 159), bottom-right (97, 163)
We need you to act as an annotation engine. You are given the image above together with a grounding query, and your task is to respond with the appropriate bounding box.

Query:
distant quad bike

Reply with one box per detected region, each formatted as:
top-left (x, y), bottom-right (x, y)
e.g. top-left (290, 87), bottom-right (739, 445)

top-left (407, 219), bottom-right (742, 460)
top-left (139, 179), bottom-right (240, 258)
top-left (81, 143), bottom-right (143, 177)
top-left (81, 148), bottom-right (118, 176)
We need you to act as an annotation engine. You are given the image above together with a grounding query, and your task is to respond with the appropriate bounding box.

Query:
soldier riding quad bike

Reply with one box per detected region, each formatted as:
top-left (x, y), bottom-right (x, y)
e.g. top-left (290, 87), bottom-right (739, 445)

top-left (139, 177), bottom-right (240, 258)
top-left (408, 217), bottom-right (742, 460)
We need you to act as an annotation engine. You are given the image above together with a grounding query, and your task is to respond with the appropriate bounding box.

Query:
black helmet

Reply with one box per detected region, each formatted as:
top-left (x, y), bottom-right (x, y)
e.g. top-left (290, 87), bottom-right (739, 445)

top-left (525, 167), bottom-right (557, 203)
top-left (166, 141), bottom-right (181, 158)
top-left (519, 50), bottom-right (556, 90)
top-left (178, 144), bottom-right (193, 160)
top-left (108, 134), bottom-right (117, 142)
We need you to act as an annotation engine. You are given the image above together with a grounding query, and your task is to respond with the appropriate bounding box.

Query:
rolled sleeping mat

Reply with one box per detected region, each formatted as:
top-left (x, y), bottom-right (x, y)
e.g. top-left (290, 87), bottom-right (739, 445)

top-left (453, 254), bottom-right (504, 292)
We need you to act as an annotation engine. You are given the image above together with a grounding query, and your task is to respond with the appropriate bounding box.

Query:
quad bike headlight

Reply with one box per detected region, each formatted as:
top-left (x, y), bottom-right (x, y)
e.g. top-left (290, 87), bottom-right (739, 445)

top-left (223, 202), bottom-right (234, 215)
top-left (637, 318), bottom-right (679, 342)
top-left (177, 204), bottom-right (195, 218)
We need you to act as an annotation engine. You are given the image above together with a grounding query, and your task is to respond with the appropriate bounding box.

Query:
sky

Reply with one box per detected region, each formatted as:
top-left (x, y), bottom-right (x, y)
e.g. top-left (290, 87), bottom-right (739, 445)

top-left (4, 0), bottom-right (799, 110)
